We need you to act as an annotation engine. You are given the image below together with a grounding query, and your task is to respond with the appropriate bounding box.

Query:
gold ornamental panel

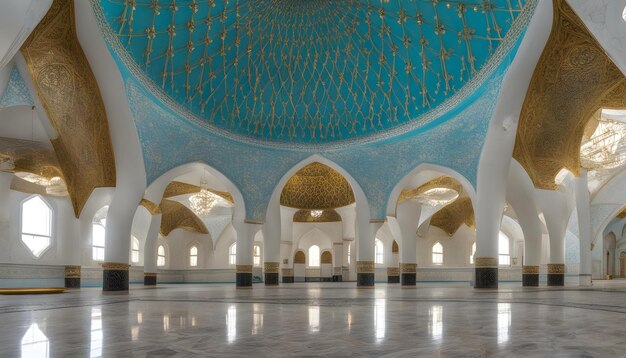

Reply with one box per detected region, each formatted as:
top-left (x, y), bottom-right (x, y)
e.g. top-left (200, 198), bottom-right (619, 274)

top-left (547, 263), bottom-right (565, 274)
top-left (159, 199), bottom-right (208, 236)
top-left (400, 263), bottom-right (417, 274)
top-left (280, 162), bottom-right (355, 210)
top-left (281, 268), bottom-right (294, 276)
top-left (522, 265), bottom-right (539, 274)
top-left (392, 240), bottom-right (399, 253)
top-left (387, 267), bottom-right (400, 276)
top-left (140, 199), bottom-right (161, 215)
top-left (144, 272), bottom-right (157, 277)
top-left (101, 262), bottom-right (130, 271)
top-left (0, 137), bottom-right (64, 181)
top-left (20, 0), bottom-right (116, 216)
top-left (293, 209), bottom-right (342, 223)
top-left (264, 262), bottom-right (280, 273)
top-left (474, 257), bottom-right (498, 268)
top-left (321, 251), bottom-right (333, 264)
top-left (513, 0), bottom-right (626, 190)
top-left (64, 265), bottom-right (81, 278)
top-left (430, 197), bottom-right (475, 236)
top-left (356, 261), bottom-right (375, 273)
top-left (294, 251), bottom-right (306, 264)
top-left (163, 181), bottom-right (234, 204)
top-left (236, 265), bottom-right (253, 274)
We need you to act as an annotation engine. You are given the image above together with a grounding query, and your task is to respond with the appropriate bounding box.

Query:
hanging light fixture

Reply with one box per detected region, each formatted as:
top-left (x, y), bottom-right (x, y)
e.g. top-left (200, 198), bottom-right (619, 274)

top-left (189, 171), bottom-right (219, 216)
top-left (310, 210), bottom-right (323, 218)
top-left (580, 118), bottom-right (626, 170)
top-left (414, 187), bottom-right (459, 206)
top-left (14, 172), bottom-right (68, 196)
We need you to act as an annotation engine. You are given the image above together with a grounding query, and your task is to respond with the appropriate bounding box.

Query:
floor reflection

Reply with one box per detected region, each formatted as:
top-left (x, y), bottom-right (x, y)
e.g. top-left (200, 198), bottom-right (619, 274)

top-left (252, 303), bottom-right (263, 335)
top-left (375, 299), bottom-right (386, 342)
top-left (308, 306), bottom-right (320, 333)
top-left (90, 308), bottom-right (103, 358)
top-left (227, 305), bottom-right (237, 343)
top-left (21, 323), bottom-right (49, 358)
top-left (497, 303), bottom-right (511, 345)
top-left (429, 305), bottom-right (443, 341)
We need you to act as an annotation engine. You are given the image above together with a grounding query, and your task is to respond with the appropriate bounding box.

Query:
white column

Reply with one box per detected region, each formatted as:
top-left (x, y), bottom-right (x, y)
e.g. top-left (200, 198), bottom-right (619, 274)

top-left (397, 200), bottom-right (420, 286)
top-left (262, 204), bottom-right (281, 285)
top-left (235, 221), bottom-right (260, 287)
top-left (537, 189), bottom-right (570, 286)
top-left (574, 170), bottom-right (592, 286)
top-left (333, 241), bottom-right (343, 280)
top-left (143, 214), bottom-right (161, 275)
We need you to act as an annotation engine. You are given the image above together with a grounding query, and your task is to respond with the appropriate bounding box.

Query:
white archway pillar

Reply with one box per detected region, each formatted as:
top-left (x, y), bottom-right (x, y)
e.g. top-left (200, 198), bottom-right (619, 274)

top-left (279, 206), bottom-right (294, 283)
top-left (235, 221), bottom-right (260, 287)
top-left (262, 204), bottom-right (281, 286)
top-left (332, 241), bottom-right (343, 281)
top-left (574, 170), bottom-right (592, 286)
top-left (537, 189), bottom-right (571, 286)
top-left (397, 200), bottom-right (421, 286)
top-left (0, 173), bottom-right (14, 245)
top-left (355, 201), bottom-right (376, 286)
top-left (142, 214), bottom-right (161, 286)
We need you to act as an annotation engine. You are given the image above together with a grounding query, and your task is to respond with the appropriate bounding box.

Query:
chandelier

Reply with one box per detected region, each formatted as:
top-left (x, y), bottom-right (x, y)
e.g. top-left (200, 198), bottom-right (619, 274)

top-left (310, 210), bottom-right (323, 218)
top-left (580, 118), bottom-right (626, 170)
top-left (414, 187), bottom-right (459, 206)
top-left (189, 179), bottom-right (219, 216)
top-left (14, 172), bottom-right (68, 196)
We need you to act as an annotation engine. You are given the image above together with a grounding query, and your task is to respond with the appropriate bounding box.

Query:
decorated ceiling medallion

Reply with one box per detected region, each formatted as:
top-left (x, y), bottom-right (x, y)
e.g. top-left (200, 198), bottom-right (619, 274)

top-left (580, 118), bottom-right (626, 171)
top-left (310, 210), bottom-right (323, 218)
top-left (414, 187), bottom-right (459, 206)
top-left (280, 162), bottom-right (355, 209)
top-left (98, 0), bottom-right (531, 144)
top-left (189, 179), bottom-right (220, 216)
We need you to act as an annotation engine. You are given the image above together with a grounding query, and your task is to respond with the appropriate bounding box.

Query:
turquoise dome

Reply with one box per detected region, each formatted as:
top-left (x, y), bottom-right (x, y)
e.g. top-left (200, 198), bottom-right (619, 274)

top-left (100, 0), bottom-right (528, 145)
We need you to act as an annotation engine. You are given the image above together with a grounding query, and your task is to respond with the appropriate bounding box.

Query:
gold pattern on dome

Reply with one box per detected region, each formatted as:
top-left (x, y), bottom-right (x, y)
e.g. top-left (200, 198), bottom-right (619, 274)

top-left (294, 251), bottom-right (306, 264)
top-left (430, 197), bottom-right (475, 236)
top-left (522, 265), bottom-right (539, 274)
top-left (513, 0), bottom-right (626, 190)
top-left (0, 137), bottom-right (64, 181)
top-left (159, 199), bottom-right (208, 236)
top-left (163, 181), bottom-right (234, 204)
top-left (321, 251), bottom-right (333, 264)
top-left (280, 162), bottom-right (355, 210)
top-left (474, 257), bottom-right (498, 268)
top-left (140, 199), bottom-right (161, 215)
top-left (293, 209), bottom-right (342, 223)
top-left (398, 176), bottom-right (463, 204)
top-left (20, 0), bottom-right (116, 216)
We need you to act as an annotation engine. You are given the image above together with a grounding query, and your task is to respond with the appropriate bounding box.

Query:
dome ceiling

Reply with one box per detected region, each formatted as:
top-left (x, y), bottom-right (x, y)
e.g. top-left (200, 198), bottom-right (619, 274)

top-left (280, 162), bottom-right (354, 209)
top-left (99, 0), bottom-right (529, 145)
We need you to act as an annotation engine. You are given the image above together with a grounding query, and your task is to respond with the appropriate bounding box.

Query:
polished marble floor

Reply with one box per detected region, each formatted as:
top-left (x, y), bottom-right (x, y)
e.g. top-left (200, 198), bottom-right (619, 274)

top-left (3, 282), bottom-right (626, 357)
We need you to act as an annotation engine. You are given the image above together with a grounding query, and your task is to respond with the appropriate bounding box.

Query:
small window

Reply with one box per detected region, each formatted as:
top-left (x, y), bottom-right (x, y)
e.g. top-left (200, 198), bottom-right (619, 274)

top-left (229, 243), bottom-right (237, 265)
top-left (92, 223), bottom-right (105, 261)
top-left (309, 245), bottom-right (320, 267)
top-left (21, 196), bottom-right (52, 257)
top-left (189, 246), bottom-right (198, 267)
top-left (347, 243), bottom-right (351, 265)
top-left (131, 236), bottom-right (140, 263)
top-left (375, 238), bottom-right (384, 264)
top-left (253, 245), bottom-right (261, 266)
top-left (470, 242), bottom-right (476, 264)
top-left (157, 245), bottom-right (165, 267)
top-left (499, 232), bottom-right (510, 266)
top-left (432, 242), bottom-right (443, 265)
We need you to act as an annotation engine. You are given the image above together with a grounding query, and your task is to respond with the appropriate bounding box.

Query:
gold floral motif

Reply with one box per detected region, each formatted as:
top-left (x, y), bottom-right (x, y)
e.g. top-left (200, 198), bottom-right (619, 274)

top-left (280, 162), bottom-right (355, 210)
top-left (159, 199), bottom-right (208, 236)
top-left (547, 263), bottom-right (565, 274)
top-left (387, 267), bottom-right (400, 276)
top-left (20, 0), bottom-right (116, 216)
top-left (357, 261), bottom-right (375, 273)
top-left (474, 257), bottom-right (498, 268)
top-left (522, 265), bottom-right (539, 274)
top-left (400, 263), bottom-right (417, 273)
top-left (281, 268), bottom-right (294, 276)
top-left (263, 262), bottom-right (280, 273)
top-left (163, 181), bottom-right (233, 203)
top-left (236, 265), bottom-right (253, 274)
top-left (101, 262), bottom-right (130, 270)
top-left (140, 199), bottom-right (161, 215)
top-left (293, 209), bottom-right (342, 223)
top-left (513, 0), bottom-right (626, 190)
top-left (64, 265), bottom-right (81, 278)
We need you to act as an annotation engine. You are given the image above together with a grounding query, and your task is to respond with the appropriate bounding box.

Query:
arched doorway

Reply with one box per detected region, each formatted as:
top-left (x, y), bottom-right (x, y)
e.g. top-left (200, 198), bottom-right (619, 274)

top-left (321, 251), bottom-right (333, 282)
top-left (619, 252), bottom-right (626, 278)
top-left (294, 250), bottom-right (306, 282)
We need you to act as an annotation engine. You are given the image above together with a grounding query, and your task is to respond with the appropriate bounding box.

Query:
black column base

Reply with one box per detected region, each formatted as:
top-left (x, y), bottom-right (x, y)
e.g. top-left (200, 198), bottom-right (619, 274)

top-left (332, 275), bottom-right (343, 282)
top-left (475, 267), bottom-right (498, 289)
top-left (103, 270), bottom-right (129, 291)
top-left (401, 273), bottom-right (416, 286)
top-left (282, 276), bottom-right (294, 283)
top-left (547, 273), bottom-right (564, 286)
top-left (357, 273), bottom-right (374, 287)
top-left (64, 277), bottom-right (80, 289)
top-left (264, 273), bottom-right (279, 286)
top-left (522, 274), bottom-right (539, 287)
top-left (387, 276), bottom-right (399, 284)
top-left (144, 275), bottom-right (157, 286)
top-left (236, 272), bottom-right (252, 287)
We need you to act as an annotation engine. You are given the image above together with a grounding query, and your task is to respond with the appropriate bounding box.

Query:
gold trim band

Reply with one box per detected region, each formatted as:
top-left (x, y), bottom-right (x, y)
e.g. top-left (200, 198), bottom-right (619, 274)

top-left (236, 265), bottom-right (253, 274)
top-left (400, 263), bottom-right (417, 273)
top-left (144, 272), bottom-right (157, 277)
top-left (357, 261), bottom-right (375, 273)
top-left (64, 265), bottom-right (81, 278)
top-left (264, 262), bottom-right (279, 273)
top-left (548, 263), bottom-right (565, 274)
top-left (101, 262), bottom-right (130, 271)
top-left (522, 265), bottom-right (539, 274)
top-left (387, 267), bottom-right (400, 276)
top-left (474, 257), bottom-right (498, 268)
top-left (281, 268), bottom-right (294, 276)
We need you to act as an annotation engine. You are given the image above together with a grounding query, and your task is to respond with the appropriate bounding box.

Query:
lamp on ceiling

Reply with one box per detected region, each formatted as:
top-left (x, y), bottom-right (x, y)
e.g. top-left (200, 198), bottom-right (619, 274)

top-left (413, 187), bottom-right (459, 206)
top-left (310, 210), bottom-right (323, 218)
top-left (189, 171), bottom-right (219, 216)
top-left (14, 172), bottom-right (68, 196)
top-left (580, 118), bottom-right (626, 170)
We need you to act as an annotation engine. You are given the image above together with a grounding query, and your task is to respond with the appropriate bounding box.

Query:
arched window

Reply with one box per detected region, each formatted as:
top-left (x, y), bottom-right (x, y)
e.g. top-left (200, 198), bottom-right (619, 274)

top-left (229, 243), bottom-right (237, 265)
top-left (432, 242), bottom-right (443, 265)
top-left (157, 245), bottom-right (165, 267)
top-left (92, 206), bottom-right (108, 261)
top-left (189, 246), bottom-right (198, 267)
top-left (499, 232), bottom-right (510, 266)
top-left (309, 245), bottom-right (320, 267)
top-left (20, 196), bottom-right (52, 258)
top-left (470, 242), bottom-right (476, 264)
top-left (347, 243), bottom-right (351, 265)
top-left (253, 245), bottom-right (261, 266)
top-left (131, 236), bottom-right (140, 263)
top-left (375, 239), bottom-right (384, 264)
